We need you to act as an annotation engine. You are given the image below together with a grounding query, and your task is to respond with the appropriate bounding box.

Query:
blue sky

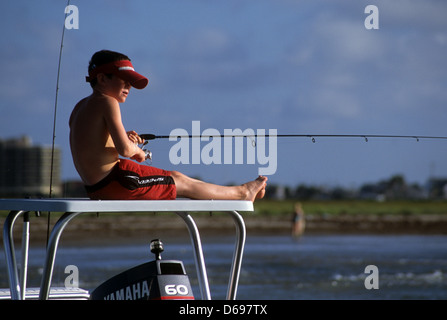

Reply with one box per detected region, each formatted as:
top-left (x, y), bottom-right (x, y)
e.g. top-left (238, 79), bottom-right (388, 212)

top-left (1, 0), bottom-right (446, 188)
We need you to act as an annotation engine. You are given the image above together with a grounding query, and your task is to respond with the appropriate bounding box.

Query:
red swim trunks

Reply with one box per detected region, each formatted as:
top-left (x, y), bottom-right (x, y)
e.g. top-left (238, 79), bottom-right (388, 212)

top-left (85, 159), bottom-right (176, 200)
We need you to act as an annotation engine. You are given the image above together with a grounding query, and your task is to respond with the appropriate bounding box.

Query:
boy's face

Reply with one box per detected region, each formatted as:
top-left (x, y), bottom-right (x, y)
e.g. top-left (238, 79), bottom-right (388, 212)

top-left (99, 74), bottom-right (131, 103)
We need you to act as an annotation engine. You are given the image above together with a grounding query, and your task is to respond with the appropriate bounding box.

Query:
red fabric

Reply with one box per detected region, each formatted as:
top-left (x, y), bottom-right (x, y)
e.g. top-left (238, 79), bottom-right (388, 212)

top-left (86, 159), bottom-right (176, 200)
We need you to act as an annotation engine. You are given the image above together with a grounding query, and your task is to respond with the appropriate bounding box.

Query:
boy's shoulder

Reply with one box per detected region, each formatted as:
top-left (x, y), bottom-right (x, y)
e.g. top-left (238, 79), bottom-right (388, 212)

top-left (71, 93), bottom-right (119, 122)
top-left (90, 92), bottom-right (118, 104)
top-left (82, 93), bottom-right (120, 112)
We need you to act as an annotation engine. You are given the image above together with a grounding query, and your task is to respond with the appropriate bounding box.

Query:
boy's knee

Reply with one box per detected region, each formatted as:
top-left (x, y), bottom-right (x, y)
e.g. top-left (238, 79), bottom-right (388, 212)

top-left (170, 170), bottom-right (186, 184)
top-left (170, 170), bottom-right (181, 179)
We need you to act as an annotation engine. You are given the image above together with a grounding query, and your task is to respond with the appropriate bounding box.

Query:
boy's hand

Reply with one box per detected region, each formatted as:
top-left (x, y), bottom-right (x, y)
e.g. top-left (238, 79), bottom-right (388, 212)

top-left (127, 131), bottom-right (146, 162)
top-left (127, 130), bottom-right (144, 145)
top-left (130, 145), bottom-right (146, 162)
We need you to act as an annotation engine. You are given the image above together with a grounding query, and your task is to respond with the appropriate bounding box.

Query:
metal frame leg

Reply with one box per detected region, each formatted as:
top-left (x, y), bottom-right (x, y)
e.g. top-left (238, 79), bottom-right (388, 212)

top-left (177, 210), bottom-right (247, 300)
top-left (39, 211), bottom-right (82, 300)
top-left (19, 212), bottom-right (30, 300)
top-left (39, 211), bottom-right (213, 300)
top-left (176, 211), bottom-right (211, 300)
top-left (2, 210), bottom-right (25, 300)
top-left (35, 209), bottom-right (247, 300)
top-left (226, 210), bottom-right (246, 300)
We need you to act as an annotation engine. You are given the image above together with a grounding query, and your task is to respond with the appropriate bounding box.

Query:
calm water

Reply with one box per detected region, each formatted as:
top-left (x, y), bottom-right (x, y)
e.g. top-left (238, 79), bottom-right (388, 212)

top-left (1, 234), bottom-right (446, 300)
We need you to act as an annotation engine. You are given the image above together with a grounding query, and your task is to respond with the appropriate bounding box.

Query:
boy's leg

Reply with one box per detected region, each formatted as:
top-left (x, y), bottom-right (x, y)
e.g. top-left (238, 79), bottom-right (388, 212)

top-left (171, 171), bottom-right (267, 202)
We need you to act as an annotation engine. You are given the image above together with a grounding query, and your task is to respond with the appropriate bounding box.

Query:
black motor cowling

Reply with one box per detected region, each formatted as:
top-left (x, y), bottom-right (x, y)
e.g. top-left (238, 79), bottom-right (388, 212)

top-left (90, 239), bottom-right (194, 300)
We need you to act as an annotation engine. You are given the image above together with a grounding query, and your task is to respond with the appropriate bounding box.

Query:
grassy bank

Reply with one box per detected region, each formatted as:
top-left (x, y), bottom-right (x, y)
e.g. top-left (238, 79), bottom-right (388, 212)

top-left (1, 199), bottom-right (447, 241)
top-left (253, 199), bottom-right (447, 217)
top-left (1, 199), bottom-right (447, 218)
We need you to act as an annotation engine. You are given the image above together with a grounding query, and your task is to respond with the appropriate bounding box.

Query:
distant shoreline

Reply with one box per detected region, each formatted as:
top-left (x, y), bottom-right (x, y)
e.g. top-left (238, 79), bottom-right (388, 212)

top-left (3, 212), bottom-right (446, 246)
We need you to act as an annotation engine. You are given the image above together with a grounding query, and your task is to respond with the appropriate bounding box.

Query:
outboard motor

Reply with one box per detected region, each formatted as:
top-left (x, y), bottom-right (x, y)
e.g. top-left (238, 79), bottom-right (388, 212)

top-left (90, 239), bottom-right (194, 300)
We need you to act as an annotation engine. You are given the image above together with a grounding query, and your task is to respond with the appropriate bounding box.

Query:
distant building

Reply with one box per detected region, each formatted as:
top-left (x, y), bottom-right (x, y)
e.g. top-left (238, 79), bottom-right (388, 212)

top-left (0, 136), bottom-right (61, 198)
top-left (427, 178), bottom-right (447, 199)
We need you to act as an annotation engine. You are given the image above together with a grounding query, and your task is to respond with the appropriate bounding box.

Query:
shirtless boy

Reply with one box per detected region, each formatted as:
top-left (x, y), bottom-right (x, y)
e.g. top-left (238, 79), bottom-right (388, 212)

top-left (69, 50), bottom-right (267, 202)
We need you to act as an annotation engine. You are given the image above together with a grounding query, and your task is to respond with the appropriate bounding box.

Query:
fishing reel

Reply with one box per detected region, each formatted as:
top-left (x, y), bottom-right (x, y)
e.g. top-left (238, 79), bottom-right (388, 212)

top-left (139, 140), bottom-right (152, 164)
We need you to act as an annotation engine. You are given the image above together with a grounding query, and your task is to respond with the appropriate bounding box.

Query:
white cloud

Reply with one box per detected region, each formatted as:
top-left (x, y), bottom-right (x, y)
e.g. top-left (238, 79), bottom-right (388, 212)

top-left (317, 20), bottom-right (385, 63)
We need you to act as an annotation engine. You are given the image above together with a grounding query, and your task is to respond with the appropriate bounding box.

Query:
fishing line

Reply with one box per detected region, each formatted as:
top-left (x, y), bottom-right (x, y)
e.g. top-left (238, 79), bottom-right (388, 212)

top-left (141, 133), bottom-right (447, 143)
top-left (47, 0), bottom-right (70, 244)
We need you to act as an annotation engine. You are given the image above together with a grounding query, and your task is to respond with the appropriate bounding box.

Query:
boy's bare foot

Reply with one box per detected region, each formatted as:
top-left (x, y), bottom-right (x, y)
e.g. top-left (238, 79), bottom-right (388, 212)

top-left (242, 176), bottom-right (268, 202)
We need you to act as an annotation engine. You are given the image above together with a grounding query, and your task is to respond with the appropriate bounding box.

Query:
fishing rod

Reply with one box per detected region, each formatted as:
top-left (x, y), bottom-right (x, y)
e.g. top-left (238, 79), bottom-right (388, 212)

top-left (49, 0), bottom-right (70, 199)
top-left (47, 0), bottom-right (70, 245)
top-left (141, 133), bottom-right (447, 143)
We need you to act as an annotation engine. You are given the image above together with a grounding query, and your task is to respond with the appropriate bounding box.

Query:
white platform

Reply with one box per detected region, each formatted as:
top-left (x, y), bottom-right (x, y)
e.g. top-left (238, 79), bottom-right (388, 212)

top-left (1, 198), bottom-right (253, 300)
top-left (0, 198), bottom-right (253, 213)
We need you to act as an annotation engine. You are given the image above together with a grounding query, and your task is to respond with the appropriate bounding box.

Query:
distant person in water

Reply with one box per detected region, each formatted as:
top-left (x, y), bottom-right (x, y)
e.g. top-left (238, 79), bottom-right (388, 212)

top-left (291, 202), bottom-right (306, 238)
top-left (69, 50), bottom-right (267, 201)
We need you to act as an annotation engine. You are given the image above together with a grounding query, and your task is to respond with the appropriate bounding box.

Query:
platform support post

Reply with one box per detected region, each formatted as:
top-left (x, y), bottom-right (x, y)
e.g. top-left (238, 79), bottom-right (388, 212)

top-left (176, 211), bottom-right (211, 300)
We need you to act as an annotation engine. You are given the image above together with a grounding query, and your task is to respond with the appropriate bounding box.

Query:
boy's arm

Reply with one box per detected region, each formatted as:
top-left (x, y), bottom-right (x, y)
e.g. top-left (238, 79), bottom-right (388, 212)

top-left (103, 97), bottom-right (146, 162)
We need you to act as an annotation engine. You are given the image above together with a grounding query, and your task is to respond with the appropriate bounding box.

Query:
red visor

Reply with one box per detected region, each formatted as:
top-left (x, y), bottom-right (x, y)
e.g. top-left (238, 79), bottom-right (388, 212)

top-left (86, 60), bottom-right (149, 89)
